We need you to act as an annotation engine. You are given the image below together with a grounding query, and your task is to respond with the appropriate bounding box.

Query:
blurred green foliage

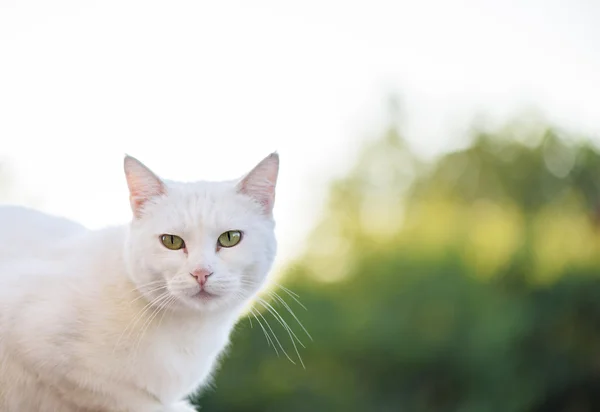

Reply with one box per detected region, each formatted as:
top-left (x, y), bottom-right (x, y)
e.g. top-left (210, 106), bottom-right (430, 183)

top-left (193, 115), bottom-right (600, 412)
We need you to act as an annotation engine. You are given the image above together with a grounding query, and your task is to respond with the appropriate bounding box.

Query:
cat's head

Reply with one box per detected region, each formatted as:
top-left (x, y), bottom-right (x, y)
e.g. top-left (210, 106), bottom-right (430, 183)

top-left (123, 153), bottom-right (278, 313)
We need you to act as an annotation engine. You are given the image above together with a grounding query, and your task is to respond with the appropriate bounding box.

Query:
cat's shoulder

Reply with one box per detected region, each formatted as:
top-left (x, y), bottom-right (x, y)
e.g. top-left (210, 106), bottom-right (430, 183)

top-left (0, 205), bottom-right (88, 261)
top-left (0, 205), bottom-right (86, 234)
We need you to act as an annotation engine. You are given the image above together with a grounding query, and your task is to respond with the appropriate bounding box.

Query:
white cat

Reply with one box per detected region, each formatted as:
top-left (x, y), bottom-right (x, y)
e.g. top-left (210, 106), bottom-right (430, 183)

top-left (0, 153), bottom-right (279, 412)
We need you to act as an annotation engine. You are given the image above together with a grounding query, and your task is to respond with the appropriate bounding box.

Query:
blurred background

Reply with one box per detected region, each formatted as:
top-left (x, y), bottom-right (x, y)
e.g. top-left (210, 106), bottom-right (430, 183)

top-left (2, 1), bottom-right (600, 411)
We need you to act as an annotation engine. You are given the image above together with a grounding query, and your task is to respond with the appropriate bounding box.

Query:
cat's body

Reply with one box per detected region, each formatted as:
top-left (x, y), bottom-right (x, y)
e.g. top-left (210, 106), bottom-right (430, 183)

top-left (0, 154), bottom-right (279, 412)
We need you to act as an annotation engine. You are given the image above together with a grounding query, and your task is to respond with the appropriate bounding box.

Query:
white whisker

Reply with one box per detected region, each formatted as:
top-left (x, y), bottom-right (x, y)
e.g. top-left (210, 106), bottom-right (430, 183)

top-left (258, 298), bottom-right (306, 348)
top-left (249, 308), bottom-right (277, 355)
top-left (269, 291), bottom-right (312, 341)
top-left (254, 306), bottom-right (295, 364)
top-left (257, 298), bottom-right (305, 368)
top-left (113, 291), bottom-right (170, 353)
top-left (274, 283), bottom-right (307, 310)
top-left (132, 292), bottom-right (173, 355)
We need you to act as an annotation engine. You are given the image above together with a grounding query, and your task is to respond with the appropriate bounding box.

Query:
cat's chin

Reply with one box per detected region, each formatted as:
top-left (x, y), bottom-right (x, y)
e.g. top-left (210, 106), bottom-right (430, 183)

top-left (174, 289), bottom-right (235, 312)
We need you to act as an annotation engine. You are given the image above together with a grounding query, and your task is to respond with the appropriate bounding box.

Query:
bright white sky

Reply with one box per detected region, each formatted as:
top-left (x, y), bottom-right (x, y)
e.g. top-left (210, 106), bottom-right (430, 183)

top-left (1, 0), bottom-right (599, 267)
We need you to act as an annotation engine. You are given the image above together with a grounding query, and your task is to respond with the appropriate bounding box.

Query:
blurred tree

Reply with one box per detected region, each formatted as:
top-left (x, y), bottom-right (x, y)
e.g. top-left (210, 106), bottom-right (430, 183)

top-left (410, 125), bottom-right (600, 218)
top-left (194, 114), bottom-right (600, 412)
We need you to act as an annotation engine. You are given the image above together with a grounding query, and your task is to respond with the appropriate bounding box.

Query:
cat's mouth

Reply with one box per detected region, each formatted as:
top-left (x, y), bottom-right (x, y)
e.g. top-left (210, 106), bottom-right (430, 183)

top-left (192, 289), bottom-right (218, 300)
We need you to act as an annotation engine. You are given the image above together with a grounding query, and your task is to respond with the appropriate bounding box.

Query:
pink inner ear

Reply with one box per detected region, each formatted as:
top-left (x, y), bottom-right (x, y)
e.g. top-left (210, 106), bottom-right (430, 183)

top-left (240, 179), bottom-right (275, 210)
top-left (124, 156), bottom-right (165, 218)
top-left (238, 153), bottom-right (279, 214)
top-left (129, 195), bottom-right (153, 215)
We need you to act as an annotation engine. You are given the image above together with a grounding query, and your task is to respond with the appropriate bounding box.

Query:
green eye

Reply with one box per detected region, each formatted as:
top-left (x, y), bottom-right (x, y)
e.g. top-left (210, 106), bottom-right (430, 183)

top-left (218, 230), bottom-right (242, 248)
top-left (160, 234), bottom-right (185, 250)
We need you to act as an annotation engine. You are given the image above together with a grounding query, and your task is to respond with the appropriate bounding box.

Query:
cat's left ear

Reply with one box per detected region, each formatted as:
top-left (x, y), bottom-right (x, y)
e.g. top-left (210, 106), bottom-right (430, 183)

top-left (237, 152), bottom-right (279, 214)
top-left (124, 155), bottom-right (165, 219)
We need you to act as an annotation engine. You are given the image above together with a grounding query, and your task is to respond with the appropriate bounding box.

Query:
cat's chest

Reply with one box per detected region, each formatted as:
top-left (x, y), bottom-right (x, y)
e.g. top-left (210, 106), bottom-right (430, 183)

top-left (132, 320), bottom-right (232, 401)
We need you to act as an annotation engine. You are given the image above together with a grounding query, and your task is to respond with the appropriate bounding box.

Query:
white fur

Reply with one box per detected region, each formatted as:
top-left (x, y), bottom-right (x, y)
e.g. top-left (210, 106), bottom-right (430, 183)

top-left (0, 154), bottom-right (279, 412)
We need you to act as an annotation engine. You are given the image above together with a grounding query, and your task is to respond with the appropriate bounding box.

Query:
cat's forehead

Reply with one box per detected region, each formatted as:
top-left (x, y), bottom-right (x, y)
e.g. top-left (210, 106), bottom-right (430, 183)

top-left (154, 180), bottom-right (260, 231)
top-left (167, 180), bottom-right (234, 202)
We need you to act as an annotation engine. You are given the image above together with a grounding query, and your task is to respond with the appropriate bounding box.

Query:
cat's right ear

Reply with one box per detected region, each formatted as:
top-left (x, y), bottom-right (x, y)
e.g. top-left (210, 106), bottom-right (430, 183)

top-left (124, 155), bottom-right (165, 219)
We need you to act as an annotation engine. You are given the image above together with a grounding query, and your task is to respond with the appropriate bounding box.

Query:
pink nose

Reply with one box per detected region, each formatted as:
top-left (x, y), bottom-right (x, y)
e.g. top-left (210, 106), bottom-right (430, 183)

top-left (191, 268), bottom-right (212, 286)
